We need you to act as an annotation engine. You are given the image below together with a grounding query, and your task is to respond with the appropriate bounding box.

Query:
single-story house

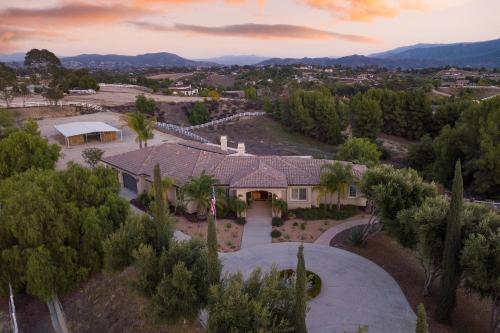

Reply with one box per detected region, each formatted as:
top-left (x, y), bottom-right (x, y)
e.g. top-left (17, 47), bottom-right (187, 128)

top-left (55, 122), bottom-right (122, 146)
top-left (101, 141), bottom-right (367, 216)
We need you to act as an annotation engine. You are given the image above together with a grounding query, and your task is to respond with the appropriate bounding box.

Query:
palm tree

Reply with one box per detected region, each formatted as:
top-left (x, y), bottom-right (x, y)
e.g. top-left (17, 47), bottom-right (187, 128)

top-left (269, 194), bottom-right (288, 218)
top-left (124, 112), bottom-right (155, 148)
top-left (320, 162), bottom-right (355, 211)
top-left (182, 171), bottom-right (217, 220)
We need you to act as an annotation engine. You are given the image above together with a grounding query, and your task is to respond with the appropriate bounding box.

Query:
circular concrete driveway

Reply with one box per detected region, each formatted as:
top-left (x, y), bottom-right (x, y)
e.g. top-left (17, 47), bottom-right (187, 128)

top-left (220, 243), bottom-right (415, 333)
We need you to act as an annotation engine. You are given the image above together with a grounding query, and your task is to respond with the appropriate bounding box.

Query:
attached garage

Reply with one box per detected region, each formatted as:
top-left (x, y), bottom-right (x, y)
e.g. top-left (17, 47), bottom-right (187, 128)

top-left (122, 173), bottom-right (138, 193)
top-left (54, 122), bottom-right (122, 147)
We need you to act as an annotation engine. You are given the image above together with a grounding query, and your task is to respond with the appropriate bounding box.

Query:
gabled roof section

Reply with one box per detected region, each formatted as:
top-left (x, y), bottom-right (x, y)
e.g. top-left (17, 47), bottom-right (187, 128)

top-left (229, 160), bottom-right (288, 188)
top-left (101, 142), bottom-right (368, 188)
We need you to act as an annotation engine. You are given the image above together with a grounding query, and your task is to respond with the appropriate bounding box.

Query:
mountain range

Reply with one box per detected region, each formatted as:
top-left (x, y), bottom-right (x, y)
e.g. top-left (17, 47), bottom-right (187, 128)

top-left (258, 38), bottom-right (500, 68)
top-left (198, 55), bottom-right (270, 66)
top-left (1, 38), bottom-right (499, 69)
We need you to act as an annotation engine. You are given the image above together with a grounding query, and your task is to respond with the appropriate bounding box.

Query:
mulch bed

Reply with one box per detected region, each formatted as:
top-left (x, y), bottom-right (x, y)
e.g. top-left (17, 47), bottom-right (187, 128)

top-left (331, 227), bottom-right (491, 333)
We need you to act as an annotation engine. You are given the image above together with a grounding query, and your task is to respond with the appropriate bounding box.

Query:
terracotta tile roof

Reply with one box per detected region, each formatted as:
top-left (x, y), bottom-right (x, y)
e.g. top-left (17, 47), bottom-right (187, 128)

top-left (101, 143), bottom-right (367, 187)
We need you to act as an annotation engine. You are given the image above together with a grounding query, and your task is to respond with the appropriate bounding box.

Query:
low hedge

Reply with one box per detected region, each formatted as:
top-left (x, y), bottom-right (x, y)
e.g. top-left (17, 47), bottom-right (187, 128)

top-left (291, 205), bottom-right (360, 220)
top-left (235, 217), bottom-right (247, 225)
top-left (271, 229), bottom-right (282, 238)
top-left (272, 217), bottom-right (284, 227)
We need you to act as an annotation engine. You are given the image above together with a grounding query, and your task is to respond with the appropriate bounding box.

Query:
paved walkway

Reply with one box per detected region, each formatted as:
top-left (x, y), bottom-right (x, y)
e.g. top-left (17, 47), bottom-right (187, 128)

top-left (315, 216), bottom-right (377, 246)
top-left (221, 243), bottom-right (416, 333)
top-left (241, 201), bottom-right (272, 249)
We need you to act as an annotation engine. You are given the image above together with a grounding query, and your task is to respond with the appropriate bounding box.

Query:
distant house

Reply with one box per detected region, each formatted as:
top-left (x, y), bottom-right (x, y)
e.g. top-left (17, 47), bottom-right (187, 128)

top-left (168, 83), bottom-right (199, 96)
top-left (68, 89), bottom-right (96, 95)
top-left (101, 140), bottom-right (368, 216)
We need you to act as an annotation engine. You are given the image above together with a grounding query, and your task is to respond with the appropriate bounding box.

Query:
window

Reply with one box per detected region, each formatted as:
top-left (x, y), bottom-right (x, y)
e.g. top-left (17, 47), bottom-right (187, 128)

top-left (348, 185), bottom-right (357, 198)
top-left (291, 188), bottom-right (307, 201)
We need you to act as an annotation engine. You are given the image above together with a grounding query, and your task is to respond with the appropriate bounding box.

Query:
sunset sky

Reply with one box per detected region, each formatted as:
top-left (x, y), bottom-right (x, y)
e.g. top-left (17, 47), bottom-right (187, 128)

top-left (0, 0), bottom-right (499, 58)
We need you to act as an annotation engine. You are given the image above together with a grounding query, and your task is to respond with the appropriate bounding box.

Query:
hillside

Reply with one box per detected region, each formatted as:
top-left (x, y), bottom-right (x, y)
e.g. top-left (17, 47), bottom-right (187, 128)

top-left (258, 38), bottom-right (500, 68)
top-left (61, 52), bottom-right (216, 69)
top-left (200, 55), bottom-right (269, 66)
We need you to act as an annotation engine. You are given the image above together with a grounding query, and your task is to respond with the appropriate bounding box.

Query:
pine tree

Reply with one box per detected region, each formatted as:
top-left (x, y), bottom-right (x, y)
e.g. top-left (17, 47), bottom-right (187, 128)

top-left (207, 213), bottom-right (220, 285)
top-left (435, 160), bottom-right (463, 323)
top-left (416, 303), bottom-right (428, 333)
top-left (294, 244), bottom-right (307, 333)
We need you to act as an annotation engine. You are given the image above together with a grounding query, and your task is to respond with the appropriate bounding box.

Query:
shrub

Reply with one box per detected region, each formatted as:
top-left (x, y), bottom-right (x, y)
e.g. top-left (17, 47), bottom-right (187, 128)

top-left (225, 223), bottom-right (232, 229)
top-left (152, 262), bottom-right (201, 322)
top-left (236, 217), bottom-right (247, 225)
top-left (306, 271), bottom-right (322, 298)
top-left (102, 214), bottom-right (147, 271)
top-left (271, 230), bottom-right (282, 238)
top-left (279, 269), bottom-right (322, 299)
top-left (292, 205), bottom-right (359, 220)
top-left (349, 227), bottom-right (364, 247)
top-left (299, 223), bottom-right (306, 230)
top-left (293, 222), bottom-right (299, 227)
top-left (188, 102), bottom-right (209, 125)
top-left (272, 217), bottom-right (284, 227)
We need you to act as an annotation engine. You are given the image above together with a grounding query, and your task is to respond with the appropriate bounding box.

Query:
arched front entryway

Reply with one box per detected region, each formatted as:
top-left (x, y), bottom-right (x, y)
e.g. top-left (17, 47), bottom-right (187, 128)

top-left (234, 188), bottom-right (286, 218)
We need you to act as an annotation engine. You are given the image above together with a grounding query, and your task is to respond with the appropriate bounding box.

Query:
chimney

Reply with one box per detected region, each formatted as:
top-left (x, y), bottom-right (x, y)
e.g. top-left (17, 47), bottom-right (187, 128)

top-left (220, 136), bottom-right (228, 151)
top-left (237, 143), bottom-right (245, 156)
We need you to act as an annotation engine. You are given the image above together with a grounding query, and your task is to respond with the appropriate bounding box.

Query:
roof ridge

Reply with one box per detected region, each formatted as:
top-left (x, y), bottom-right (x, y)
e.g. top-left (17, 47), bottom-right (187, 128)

top-left (137, 145), bottom-right (158, 175)
top-left (233, 160), bottom-right (286, 186)
top-left (276, 156), bottom-right (317, 180)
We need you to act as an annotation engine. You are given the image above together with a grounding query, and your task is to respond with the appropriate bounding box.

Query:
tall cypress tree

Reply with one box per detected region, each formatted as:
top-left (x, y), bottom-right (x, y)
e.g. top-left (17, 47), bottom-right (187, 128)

top-left (415, 303), bottom-right (428, 333)
top-left (435, 160), bottom-right (463, 323)
top-left (207, 213), bottom-right (220, 285)
top-left (152, 163), bottom-right (172, 251)
top-left (294, 244), bottom-right (307, 333)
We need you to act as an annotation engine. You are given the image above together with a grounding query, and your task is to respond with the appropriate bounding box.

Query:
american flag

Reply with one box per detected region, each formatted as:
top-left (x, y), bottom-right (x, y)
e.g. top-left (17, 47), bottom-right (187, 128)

top-left (210, 186), bottom-right (216, 217)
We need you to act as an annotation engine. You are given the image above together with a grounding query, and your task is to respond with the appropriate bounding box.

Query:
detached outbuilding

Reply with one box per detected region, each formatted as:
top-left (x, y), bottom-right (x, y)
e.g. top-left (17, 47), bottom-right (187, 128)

top-left (54, 122), bottom-right (122, 146)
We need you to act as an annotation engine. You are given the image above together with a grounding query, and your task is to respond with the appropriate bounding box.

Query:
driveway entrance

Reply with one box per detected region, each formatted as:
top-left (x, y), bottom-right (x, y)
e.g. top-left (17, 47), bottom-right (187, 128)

top-left (241, 201), bottom-right (272, 249)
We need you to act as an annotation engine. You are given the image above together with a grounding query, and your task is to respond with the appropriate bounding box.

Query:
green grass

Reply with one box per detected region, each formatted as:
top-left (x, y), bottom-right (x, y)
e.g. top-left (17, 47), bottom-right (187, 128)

top-left (292, 205), bottom-right (360, 220)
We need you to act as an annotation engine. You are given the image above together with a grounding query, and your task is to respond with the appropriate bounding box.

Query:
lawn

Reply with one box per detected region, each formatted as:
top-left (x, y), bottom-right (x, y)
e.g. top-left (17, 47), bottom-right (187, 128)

top-left (331, 228), bottom-right (491, 333)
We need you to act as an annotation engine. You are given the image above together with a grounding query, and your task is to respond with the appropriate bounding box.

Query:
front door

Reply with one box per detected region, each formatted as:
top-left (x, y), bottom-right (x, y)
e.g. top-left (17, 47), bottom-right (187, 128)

top-left (251, 191), bottom-right (269, 201)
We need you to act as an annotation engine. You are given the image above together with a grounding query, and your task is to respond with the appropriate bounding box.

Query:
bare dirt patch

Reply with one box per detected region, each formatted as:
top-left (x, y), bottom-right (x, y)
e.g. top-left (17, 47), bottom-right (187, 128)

top-left (0, 269), bottom-right (204, 333)
top-left (194, 116), bottom-right (338, 157)
top-left (62, 269), bottom-right (203, 333)
top-left (175, 216), bottom-right (243, 252)
top-left (201, 74), bottom-right (236, 89)
top-left (8, 105), bottom-right (80, 123)
top-left (146, 72), bottom-right (194, 81)
top-left (10, 86), bottom-right (205, 108)
top-left (331, 229), bottom-right (491, 333)
top-left (272, 218), bottom-right (347, 243)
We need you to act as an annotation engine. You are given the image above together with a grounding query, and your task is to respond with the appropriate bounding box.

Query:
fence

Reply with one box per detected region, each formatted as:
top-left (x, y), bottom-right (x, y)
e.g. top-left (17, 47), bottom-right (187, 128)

top-left (8, 284), bottom-right (18, 333)
top-left (156, 111), bottom-right (265, 143)
top-left (155, 122), bottom-right (210, 143)
top-left (184, 112), bottom-right (265, 130)
top-left (2, 100), bottom-right (109, 113)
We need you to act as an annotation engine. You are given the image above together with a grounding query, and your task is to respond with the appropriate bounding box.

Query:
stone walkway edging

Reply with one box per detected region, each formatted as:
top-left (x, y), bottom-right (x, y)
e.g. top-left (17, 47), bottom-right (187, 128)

top-left (314, 216), bottom-right (377, 246)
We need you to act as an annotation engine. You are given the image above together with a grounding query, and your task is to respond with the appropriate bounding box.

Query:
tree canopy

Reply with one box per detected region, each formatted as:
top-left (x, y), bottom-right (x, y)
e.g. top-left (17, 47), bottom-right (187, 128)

top-left (0, 120), bottom-right (60, 180)
top-left (336, 137), bottom-right (381, 166)
top-left (188, 101), bottom-right (210, 125)
top-left (0, 164), bottom-right (129, 300)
